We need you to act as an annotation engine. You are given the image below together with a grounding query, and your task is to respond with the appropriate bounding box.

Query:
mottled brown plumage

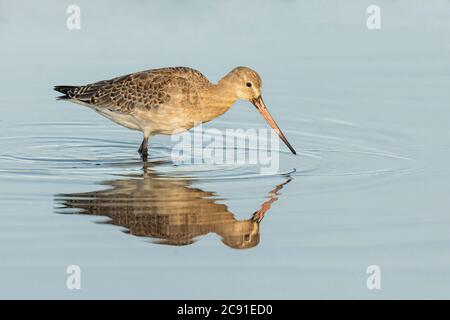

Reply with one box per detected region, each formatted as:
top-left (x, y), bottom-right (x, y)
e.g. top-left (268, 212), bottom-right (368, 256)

top-left (57, 67), bottom-right (210, 113)
top-left (55, 66), bottom-right (296, 160)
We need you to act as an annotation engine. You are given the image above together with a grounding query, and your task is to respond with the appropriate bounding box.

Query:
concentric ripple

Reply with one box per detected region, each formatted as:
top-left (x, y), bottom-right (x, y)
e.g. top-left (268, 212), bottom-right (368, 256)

top-left (0, 119), bottom-right (417, 192)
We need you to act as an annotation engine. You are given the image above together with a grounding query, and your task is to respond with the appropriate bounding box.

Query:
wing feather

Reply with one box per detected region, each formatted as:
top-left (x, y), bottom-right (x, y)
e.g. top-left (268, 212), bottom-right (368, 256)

top-left (59, 67), bottom-right (210, 113)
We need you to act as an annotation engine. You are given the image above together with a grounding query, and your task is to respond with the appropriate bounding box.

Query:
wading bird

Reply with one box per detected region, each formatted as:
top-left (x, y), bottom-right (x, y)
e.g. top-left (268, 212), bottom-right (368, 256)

top-left (55, 66), bottom-right (296, 160)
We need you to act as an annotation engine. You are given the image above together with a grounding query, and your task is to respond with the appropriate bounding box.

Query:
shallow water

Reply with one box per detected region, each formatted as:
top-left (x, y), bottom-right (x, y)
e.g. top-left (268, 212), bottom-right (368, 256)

top-left (1, 0), bottom-right (450, 298)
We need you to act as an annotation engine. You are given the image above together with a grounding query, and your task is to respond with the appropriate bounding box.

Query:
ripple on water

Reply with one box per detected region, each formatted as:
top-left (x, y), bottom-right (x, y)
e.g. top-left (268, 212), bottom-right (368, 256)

top-left (0, 120), bottom-right (418, 192)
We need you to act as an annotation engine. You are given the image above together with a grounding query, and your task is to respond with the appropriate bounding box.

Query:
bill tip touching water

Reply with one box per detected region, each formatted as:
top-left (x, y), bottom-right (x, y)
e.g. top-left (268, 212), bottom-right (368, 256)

top-left (54, 66), bottom-right (296, 161)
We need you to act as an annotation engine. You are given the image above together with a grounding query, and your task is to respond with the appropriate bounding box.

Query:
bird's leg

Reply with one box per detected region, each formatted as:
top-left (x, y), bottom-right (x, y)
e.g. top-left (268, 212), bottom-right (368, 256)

top-left (138, 138), bottom-right (146, 154)
top-left (138, 137), bottom-right (149, 161)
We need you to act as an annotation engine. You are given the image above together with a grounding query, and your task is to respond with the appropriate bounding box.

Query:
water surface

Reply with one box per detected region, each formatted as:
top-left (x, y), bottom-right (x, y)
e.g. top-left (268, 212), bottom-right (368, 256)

top-left (1, 0), bottom-right (450, 299)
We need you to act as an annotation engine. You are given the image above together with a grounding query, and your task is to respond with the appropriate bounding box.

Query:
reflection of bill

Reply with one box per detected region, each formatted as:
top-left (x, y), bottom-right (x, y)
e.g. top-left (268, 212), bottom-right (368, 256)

top-left (55, 167), bottom-right (291, 250)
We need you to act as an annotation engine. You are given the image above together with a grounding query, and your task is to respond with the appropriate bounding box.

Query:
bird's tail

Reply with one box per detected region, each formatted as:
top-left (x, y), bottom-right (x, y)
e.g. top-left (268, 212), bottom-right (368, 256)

top-left (54, 85), bottom-right (79, 100)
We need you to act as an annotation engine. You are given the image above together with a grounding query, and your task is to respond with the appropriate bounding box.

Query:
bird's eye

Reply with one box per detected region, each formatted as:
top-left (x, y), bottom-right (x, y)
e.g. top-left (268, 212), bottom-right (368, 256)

top-left (246, 82), bottom-right (252, 87)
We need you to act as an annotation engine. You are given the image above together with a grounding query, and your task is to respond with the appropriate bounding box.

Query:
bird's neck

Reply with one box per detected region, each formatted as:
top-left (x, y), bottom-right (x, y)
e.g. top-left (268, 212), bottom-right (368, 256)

top-left (199, 80), bottom-right (238, 123)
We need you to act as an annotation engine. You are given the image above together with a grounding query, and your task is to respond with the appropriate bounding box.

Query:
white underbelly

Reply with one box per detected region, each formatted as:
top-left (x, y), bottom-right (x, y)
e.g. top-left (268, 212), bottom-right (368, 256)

top-left (67, 99), bottom-right (143, 132)
top-left (72, 101), bottom-right (199, 135)
top-left (134, 108), bottom-right (198, 135)
top-left (96, 108), bottom-right (197, 136)
top-left (95, 109), bottom-right (142, 131)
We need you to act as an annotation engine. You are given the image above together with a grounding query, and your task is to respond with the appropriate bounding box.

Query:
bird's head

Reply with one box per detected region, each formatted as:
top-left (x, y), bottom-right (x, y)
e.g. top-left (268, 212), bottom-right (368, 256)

top-left (221, 220), bottom-right (260, 250)
top-left (220, 66), bottom-right (297, 155)
top-left (223, 66), bottom-right (263, 101)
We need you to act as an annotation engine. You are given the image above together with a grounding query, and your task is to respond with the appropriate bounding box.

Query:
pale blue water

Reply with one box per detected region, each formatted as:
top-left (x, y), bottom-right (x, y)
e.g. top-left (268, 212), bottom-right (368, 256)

top-left (1, 0), bottom-right (450, 299)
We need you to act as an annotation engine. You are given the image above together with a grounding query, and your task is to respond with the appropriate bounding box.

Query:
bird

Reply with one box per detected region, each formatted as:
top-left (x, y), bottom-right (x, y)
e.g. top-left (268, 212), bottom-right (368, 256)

top-left (55, 164), bottom-right (292, 249)
top-left (54, 66), bottom-right (296, 161)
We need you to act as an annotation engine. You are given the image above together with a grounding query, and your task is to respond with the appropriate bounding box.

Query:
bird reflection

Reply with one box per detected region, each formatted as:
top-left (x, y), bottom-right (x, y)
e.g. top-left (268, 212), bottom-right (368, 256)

top-left (55, 165), bottom-right (291, 249)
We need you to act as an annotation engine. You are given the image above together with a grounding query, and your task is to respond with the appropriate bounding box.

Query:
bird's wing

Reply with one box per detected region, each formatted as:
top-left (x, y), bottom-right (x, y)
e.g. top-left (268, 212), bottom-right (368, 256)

top-left (58, 67), bottom-right (210, 113)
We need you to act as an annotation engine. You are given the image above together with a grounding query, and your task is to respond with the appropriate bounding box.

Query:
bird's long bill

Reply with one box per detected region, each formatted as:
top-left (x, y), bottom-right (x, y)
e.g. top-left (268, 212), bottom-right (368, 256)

top-left (251, 96), bottom-right (297, 155)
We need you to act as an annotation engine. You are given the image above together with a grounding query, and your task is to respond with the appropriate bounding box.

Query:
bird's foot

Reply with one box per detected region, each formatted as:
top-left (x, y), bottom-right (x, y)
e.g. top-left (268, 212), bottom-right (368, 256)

top-left (140, 150), bottom-right (148, 162)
